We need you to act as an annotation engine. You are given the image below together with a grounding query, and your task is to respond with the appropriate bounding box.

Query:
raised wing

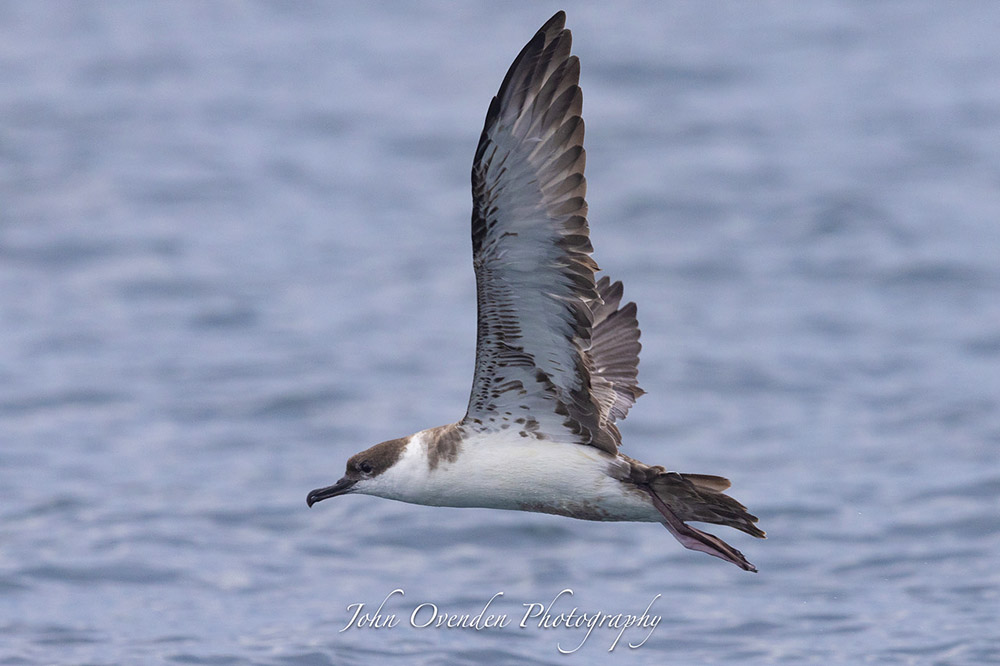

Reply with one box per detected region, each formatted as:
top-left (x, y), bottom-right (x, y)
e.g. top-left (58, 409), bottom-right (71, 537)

top-left (461, 12), bottom-right (642, 454)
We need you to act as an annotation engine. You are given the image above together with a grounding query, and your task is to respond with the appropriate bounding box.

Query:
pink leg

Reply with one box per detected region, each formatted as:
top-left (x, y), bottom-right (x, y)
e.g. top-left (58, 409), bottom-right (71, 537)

top-left (642, 485), bottom-right (757, 572)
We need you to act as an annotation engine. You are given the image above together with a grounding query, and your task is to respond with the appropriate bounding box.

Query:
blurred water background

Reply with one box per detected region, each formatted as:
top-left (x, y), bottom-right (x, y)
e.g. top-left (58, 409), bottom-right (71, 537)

top-left (2, 2), bottom-right (999, 664)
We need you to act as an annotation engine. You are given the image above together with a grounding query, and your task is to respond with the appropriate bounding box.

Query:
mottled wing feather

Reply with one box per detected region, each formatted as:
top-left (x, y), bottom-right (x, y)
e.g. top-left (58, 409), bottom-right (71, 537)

top-left (591, 276), bottom-right (645, 429)
top-left (462, 12), bottom-right (642, 453)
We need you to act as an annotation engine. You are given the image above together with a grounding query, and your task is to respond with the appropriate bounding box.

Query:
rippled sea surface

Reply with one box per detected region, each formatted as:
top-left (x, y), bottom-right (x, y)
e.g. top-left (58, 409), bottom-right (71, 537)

top-left (2, 2), bottom-right (999, 664)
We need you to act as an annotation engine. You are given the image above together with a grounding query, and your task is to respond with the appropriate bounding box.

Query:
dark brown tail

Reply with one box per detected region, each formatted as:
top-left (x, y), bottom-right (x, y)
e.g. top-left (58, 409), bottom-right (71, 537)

top-left (642, 472), bottom-right (765, 572)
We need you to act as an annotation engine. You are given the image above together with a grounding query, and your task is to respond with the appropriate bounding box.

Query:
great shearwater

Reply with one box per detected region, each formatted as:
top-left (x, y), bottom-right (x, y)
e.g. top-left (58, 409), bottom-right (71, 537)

top-left (308, 11), bottom-right (764, 571)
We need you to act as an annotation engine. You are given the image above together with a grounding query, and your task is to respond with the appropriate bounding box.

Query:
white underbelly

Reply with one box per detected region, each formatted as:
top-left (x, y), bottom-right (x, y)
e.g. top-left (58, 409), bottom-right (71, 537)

top-left (399, 436), bottom-right (659, 522)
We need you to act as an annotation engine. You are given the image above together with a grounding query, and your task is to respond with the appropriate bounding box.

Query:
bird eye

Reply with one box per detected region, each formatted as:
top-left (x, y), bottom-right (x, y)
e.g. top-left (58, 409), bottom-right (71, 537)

top-left (359, 461), bottom-right (374, 474)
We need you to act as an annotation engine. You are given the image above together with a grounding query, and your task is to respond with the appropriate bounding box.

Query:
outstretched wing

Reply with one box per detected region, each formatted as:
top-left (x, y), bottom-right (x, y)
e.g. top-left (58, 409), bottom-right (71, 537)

top-left (461, 12), bottom-right (642, 454)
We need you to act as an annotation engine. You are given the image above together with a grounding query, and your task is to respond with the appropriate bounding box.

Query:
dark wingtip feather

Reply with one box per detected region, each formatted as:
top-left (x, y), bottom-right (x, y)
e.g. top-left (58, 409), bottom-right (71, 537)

top-left (541, 10), bottom-right (567, 33)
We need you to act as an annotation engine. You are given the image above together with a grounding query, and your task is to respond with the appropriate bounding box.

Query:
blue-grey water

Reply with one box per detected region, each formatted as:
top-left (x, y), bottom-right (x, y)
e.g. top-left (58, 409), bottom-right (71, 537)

top-left (2, 2), bottom-right (999, 664)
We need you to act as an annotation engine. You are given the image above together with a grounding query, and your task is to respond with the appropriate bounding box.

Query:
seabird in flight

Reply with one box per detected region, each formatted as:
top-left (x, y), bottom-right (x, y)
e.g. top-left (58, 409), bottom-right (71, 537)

top-left (308, 11), bottom-right (764, 571)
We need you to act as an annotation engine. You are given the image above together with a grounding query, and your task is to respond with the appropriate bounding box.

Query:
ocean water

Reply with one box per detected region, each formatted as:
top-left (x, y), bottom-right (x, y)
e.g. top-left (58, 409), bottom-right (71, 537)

top-left (2, 2), bottom-right (999, 664)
